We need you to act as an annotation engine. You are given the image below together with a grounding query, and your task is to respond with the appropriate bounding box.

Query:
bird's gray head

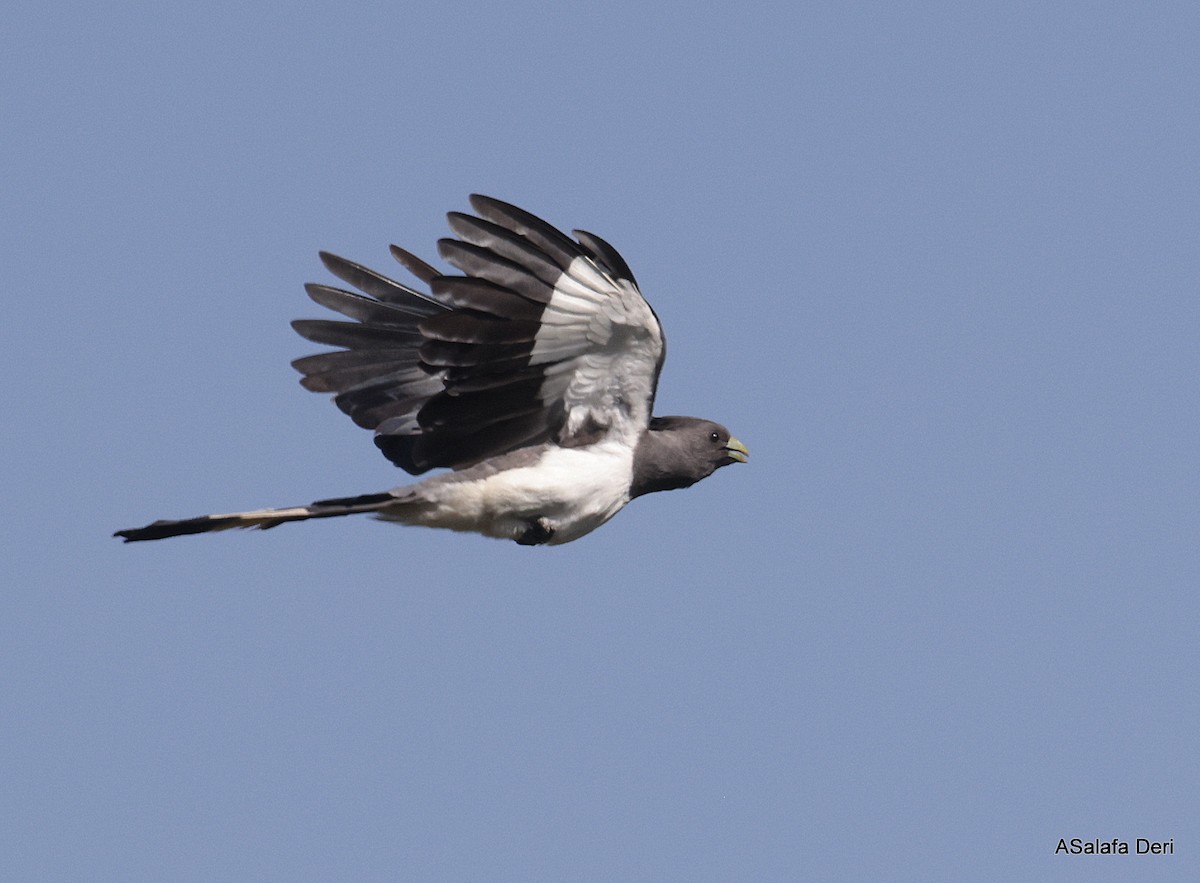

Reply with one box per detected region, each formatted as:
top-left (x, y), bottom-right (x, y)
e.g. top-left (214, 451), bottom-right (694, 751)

top-left (630, 416), bottom-right (749, 499)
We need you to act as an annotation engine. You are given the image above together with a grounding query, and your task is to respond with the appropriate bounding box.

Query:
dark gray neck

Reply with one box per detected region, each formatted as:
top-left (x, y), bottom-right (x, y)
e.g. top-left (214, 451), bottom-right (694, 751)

top-left (630, 430), bottom-right (704, 498)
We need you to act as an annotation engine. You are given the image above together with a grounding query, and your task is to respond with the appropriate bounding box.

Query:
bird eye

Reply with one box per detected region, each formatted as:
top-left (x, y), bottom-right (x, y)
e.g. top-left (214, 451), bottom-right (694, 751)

top-left (710, 431), bottom-right (720, 442)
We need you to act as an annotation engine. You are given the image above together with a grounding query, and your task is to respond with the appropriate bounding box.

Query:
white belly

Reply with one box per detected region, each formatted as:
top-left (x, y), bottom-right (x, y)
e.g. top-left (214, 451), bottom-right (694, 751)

top-left (401, 440), bottom-right (635, 544)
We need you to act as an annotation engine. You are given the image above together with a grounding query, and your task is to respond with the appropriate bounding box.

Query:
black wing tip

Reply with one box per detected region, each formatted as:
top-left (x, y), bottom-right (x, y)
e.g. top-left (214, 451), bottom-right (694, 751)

top-left (302, 281), bottom-right (333, 302)
top-left (466, 194), bottom-right (536, 218)
top-left (317, 251), bottom-right (367, 289)
top-left (389, 244), bottom-right (440, 284)
top-left (573, 228), bottom-right (638, 286)
top-left (467, 193), bottom-right (503, 213)
top-left (289, 318), bottom-right (321, 340)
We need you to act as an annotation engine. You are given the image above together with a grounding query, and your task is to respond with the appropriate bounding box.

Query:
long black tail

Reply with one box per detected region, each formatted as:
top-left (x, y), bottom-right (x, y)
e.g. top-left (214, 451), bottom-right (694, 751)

top-left (114, 491), bottom-right (402, 543)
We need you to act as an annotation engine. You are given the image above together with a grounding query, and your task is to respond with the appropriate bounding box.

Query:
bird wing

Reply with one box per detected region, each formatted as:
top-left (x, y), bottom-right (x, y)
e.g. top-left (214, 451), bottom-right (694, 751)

top-left (292, 195), bottom-right (666, 474)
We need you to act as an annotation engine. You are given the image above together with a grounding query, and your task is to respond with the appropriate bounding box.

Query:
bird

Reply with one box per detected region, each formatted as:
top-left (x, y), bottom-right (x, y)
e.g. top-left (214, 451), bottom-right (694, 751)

top-left (115, 195), bottom-right (747, 546)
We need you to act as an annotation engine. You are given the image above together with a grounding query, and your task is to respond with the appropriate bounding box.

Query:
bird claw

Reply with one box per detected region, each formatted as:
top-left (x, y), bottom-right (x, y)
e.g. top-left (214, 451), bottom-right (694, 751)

top-left (516, 516), bottom-right (555, 545)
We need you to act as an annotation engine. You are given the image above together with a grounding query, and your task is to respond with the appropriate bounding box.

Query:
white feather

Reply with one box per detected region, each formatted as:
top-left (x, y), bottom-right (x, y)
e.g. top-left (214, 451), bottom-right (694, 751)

top-left (529, 256), bottom-right (664, 444)
top-left (382, 439), bottom-right (636, 544)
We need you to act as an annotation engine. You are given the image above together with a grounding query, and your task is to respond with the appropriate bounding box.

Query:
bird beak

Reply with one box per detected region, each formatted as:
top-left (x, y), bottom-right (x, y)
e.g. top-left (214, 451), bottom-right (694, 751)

top-left (724, 436), bottom-right (749, 463)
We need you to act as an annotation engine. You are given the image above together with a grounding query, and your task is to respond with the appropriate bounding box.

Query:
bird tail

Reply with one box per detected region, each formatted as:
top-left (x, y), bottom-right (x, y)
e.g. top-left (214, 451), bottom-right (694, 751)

top-left (114, 491), bottom-right (404, 543)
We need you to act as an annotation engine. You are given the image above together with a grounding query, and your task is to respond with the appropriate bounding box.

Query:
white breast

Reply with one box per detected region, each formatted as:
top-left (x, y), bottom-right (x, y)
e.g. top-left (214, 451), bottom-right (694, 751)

top-left (401, 438), bottom-right (636, 544)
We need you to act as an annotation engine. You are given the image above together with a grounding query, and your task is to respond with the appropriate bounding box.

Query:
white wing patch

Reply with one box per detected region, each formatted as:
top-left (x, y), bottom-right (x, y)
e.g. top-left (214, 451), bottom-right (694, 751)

top-left (293, 196), bottom-right (669, 474)
top-left (530, 256), bottom-right (663, 444)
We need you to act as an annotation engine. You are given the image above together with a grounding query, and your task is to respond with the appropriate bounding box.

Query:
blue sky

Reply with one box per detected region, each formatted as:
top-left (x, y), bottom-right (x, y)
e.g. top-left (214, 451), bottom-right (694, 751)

top-left (3, 1), bottom-right (1197, 880)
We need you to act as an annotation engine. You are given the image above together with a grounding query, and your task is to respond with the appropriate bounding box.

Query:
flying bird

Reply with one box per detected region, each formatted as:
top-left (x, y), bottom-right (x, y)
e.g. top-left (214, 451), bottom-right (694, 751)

top-left (115, 196), bottom-right (747, 546)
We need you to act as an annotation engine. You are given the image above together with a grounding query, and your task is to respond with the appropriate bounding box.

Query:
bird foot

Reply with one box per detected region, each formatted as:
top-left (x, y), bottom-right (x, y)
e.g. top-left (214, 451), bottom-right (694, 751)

top-left (516, 516), bottom-right (555, 545)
